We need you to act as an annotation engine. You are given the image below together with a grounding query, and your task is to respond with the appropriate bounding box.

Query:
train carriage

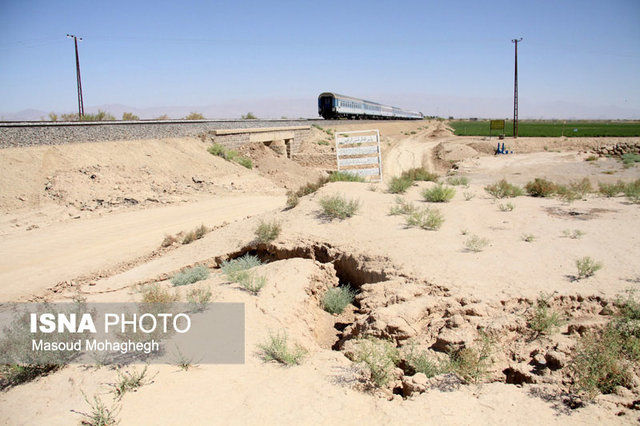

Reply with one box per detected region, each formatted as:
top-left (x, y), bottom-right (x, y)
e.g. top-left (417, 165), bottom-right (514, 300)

top-left (318, 92), bottom-right (422, 120)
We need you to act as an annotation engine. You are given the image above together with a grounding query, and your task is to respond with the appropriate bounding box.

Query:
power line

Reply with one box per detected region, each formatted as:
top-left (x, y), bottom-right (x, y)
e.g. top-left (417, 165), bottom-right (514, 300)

top-left (66, 34), bottom-right (84, 120)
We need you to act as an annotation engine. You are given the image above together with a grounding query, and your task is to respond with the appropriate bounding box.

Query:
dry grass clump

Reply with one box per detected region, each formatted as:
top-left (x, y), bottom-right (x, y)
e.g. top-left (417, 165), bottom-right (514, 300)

top-left (139, 283), bottom-right (179, 304)
top-left (323, 286), bottom-right (356, 314)
top-left (220, 254), bottom-right (262, 281)
top-left (259, 331), bottom-right (306, 366)
top-left (285, 191), bottom-right (300, 209)
top-left (182, 224), bottom-right (209, 245)
top-left (161, 234), bottom-right (179, 248)
top-left (185, 112), bottom-right (205, 120)
top-left (76, 392), bottom-right (120, 426)
top-left (349, 337), bottom-right (399, 387)
top-left (598, 181), bottom-right (626, 197)
top-left (171, 265), bottom-right (210, 287)
top-left (329, 171), bottom-right (365, 182)
top-left (444, 334), bottom-right (493, 383)
top-left (446, 176), bottom-right (470, 187)
top-left (562, 229), bottom-right (585, 239)
top-left (295, 176), bottom-right (331, 197)
top-left (111, 366), bottom-right (151, 400)
top-left (387, 176), bottom-right (413, 194)
top-left (186, 286), bottom-right (213, 312)
top-left (422, 184), bottom-right (456, 202)
top-left (401, 168), bottom-right (438, 182)
top-left (623, 179), bottom-right (640, 203)
top-left (525, 178), bottom-right (557, 197)
top-left (521, 233), bottom-right (536, 242)
top-left (498, 202), bottom-right (515, 212)
top-left (464, 235), bottom-right (490, 252)
top-left (388, 196), bottom-right (418, 216)
top-left (484, 179), bottom-right (524, 198)
top-left (235, 271), bottom-right (267, 295)
top-left (319, 194), bottom-right (361, 219)
top-left (405, 207), bottom-right (445, 230)
top-left (254, 219), bottom-right (281, 244)
top-left (575, 257), bottom-right (603, 280)
top-left (527, 294), bottom-right (564, 336)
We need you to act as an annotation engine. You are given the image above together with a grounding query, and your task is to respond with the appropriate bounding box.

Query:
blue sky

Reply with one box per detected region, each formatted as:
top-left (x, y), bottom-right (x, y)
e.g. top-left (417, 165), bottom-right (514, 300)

top-left (1, 0), bottom-right (639, 119)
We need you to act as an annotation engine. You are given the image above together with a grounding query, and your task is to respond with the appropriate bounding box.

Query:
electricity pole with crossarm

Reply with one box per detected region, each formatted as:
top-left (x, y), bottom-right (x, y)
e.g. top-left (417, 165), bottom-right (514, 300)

top-left (66, 34), bottom-right (84, 120)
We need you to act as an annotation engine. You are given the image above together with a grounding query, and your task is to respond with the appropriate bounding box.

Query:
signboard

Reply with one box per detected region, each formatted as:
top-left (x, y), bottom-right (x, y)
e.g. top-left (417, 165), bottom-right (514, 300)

top-left (490, 120), bottom-right (505, 130)
top-left (335, 130), bottom-right (382, 182)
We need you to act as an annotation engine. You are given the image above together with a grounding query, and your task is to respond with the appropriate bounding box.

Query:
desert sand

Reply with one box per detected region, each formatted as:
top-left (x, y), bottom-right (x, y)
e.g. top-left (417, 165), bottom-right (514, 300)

top-left (0, 120), bottom-right (639, 424)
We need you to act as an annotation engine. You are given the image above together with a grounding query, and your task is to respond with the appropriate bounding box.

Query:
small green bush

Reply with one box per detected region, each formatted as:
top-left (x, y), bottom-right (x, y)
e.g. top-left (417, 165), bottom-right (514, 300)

top-left (122, 112), bottom-right (140, 121)
top-left (77, 393), bottom-right (120, 426)
top-left (220, 254), bottom-right (262, 281)
top-left (285, 191), bottom-right (299, 209)
top-left (621, 153), bottom-right (640, 166)
top-left (241, 112), bottom-right (257, 119)
top-left (446, 176), bottom-right (469, 186)
top-left (484, 179), bottom-right (524, 198)
top-left (259, 331), bottom-right (306, 365)
top-left (405, 207), bottom-right (445, 230)
top-left (525, 178), bottom-right (557, 197)
top-left (350, 337), bottom-right (399, 387)
top-left (329, 171), bottom-right (365, 182)
top-left (235, 156), bottom-right (253, 169)
top-left (236, 271), bottom-right (266, 295)
top-left (401, 168), bottom-right (438, 182)
top-left (521, 233), bottom-right (536, 242)
top-left (185, 112), bottom-right (205, 120)
top-left (555, 184), bottom-right (581, 203)
top-left (463, 191), bottom-right (475, 201)
top-left (422, 184), bottom-right (456, 202)
top-left (623, 179), bottom-right (640, 203)
top-left (569, 178), bottom-right (593, 197)
top-left (255, 219), bottom-right (281, 244)
top-left (186, 286), bottom-right (213, 312)
top-left (323, 286), bottom-right (356, 314)
top-left (111, 366), bottom-right (150, 400)
top-left (319, 194), bottom-right (360, 219)
top-left (171, 265), bottom-right (210, 287)
top-left (443, 334), bottom-right (493, 383)
top-left (498, 202), bottom-right (515, 212)
top-left (387, 176), bottom-right (413, 194)
top-left (403, 345), bottom-right (440, 377)
top-left (388, 196), bottom-right (417, 216)
top-left (575, 257), bottom-right (602, 279)
top-left (562, 229), bottom-right (585, 239)
top-left (528, 295), bottom-right (564, 336)
top-left (464, 235), bottom-right (490, 252)
top-left (598, 181), bottom-right (625, 197)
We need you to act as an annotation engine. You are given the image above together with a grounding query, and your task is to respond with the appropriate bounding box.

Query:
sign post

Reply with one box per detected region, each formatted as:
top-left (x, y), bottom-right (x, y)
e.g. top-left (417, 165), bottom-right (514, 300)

top-left (489, 120), bottom-right (505, 139)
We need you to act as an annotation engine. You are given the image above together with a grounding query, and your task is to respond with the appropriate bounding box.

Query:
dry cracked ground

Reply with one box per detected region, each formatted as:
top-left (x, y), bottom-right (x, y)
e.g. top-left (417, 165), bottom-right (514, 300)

top-left (0, 120), bottom-right (639, 424)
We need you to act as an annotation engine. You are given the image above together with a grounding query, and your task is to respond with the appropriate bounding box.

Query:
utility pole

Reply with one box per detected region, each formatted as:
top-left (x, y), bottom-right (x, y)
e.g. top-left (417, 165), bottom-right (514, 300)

top-left (512, 38), bottom-right (522, 138)
top-left (66, 34), bottom-right (84, 120)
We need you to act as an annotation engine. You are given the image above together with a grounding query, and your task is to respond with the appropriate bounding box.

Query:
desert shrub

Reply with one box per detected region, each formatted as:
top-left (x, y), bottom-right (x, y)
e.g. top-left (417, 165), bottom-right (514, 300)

top-left (555, 184), bottom-right (581, 203)
top-left (569, 178), bottom-right (593, 197)
top-left (317, 140), bottom-right (330, 146)
top-left (443, 334), bottom-right (493, 383)
top-left (171, 265), bottom-right (210, 287)
top-left (48, 112), bottom-right (58, 121)
top-left (111, 366), bottom-right (150, 400)
top-left (185, 112), bottom-right (204, 120)
top-left (82, 110), bottom-right (116, 121)
top-left (575, 257), bottom-right (602, 280)
top-left (295, 176), bottom-right (330, 197)
top-left (562, 229), bottom-right (585, 239)
top-left (255, 220), bottom-right (281, 244)
top-left (350, 337), bottom-right (399, 387)
top-left (329, 171), bottom-right (365, 182)
top-left (446, 176), bottom-right (469, 186)
top-left (484, 179), bottom-right (524, 198)
top-left (422, 184), bottom-right (456, 202)
top-left (235, 271), bottom-right (266, 295)
top-left (387, 176), bottom-right (413, 194)
top-left (525, 178), bottom-right (557, 197)
top-left (463, 191), bottom-right (475, 201)
top-left (623, 179), bottom-right (640, 203)
top-left (235, 156), bottom-right (253, 169)
top-left (403, 345), bottom-right (440, 377)
top-left (401, 168), bottom-right (438, 182)
top-left (241, 112), bottom-right (257, 119)
top-left (319, 194), bottom-right (360, 219)
top-left (585, 155), bottom-right (598, 162)
top-left (122, 112), bottom-right (139, 121)
top-left (388, 196), bottom-right (417, 216)
top-left (598, 181), bottom-right (625, 197)
top-left (220, 254), bottom-right (262, 281)
top-left (207, 143), bottom-right (226, 157)
top-left (259, 331), bottom-right (306, 365)
top-left (138, 283), bottom-right (179, 304)
top-left (285, 191), bottom-right (299, 209)
top-left (182, 224), bottom-right (208, 244)
top-left (622, 153), bottom-right (640, 166)
top-left (528, 294), bottom-right (564, 336)
top-left (161, 234), bottom-right (178, 248)
top-left (323, 286), bottom-right (355, 314)
top-left (155, 114), bottom-right (169, 120)
top-left (186, 286), bottom-right (213, 312)
top-left (464, 235), bottom-right (490, 252)
top-left (77, 392), bottom-right (120, 426)
top-left (521, 233), bottom-right (536, 242)
top-left (405, 207), bottom-right (445, 230)
top-left (498, 202), bottom-right (515, 212)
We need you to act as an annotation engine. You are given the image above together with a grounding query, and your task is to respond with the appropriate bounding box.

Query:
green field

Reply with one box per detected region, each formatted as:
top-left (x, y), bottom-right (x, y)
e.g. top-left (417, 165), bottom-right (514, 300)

top-left (449, 120), bottom-right (640, 138)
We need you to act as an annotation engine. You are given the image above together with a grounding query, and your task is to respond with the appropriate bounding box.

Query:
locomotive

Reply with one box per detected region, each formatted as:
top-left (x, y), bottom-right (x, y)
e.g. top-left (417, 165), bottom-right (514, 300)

top-left (318, 92), bottom-right (423, 120)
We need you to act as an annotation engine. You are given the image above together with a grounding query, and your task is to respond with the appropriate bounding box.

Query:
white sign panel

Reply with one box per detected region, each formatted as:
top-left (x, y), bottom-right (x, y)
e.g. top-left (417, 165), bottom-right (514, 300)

top-left (335, 129), bottom-right (382, 182)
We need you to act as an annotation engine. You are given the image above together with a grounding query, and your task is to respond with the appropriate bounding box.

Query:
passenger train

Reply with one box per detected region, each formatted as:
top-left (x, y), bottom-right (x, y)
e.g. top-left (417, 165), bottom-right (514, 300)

top-left (318, 92), bottom-right (423, 120)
